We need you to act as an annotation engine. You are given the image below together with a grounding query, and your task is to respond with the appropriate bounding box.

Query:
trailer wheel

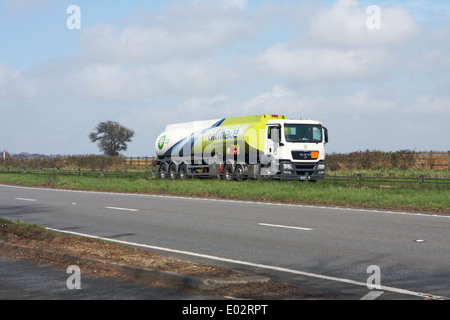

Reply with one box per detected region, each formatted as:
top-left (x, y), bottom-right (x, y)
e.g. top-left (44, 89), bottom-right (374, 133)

top-left (224, 165), bottom-right (234, 181)
top-left (169, 163), bottom-right (178, 179)
top-left (235, 164), bottom-right (246, 181)
top-left (179, 164), bottom-right (188, 179)
top-left (159, 163), bottom-right (168, 179)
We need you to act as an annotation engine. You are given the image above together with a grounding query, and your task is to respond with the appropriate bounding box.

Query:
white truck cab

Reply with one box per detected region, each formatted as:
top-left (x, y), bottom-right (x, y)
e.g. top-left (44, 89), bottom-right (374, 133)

top-left (264, 119), bottom-right (328, 180)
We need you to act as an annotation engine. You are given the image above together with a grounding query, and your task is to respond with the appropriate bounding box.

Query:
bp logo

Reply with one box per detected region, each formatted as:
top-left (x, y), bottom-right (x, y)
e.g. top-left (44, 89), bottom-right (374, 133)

top-left (158, 135), bottom-right (166, 150)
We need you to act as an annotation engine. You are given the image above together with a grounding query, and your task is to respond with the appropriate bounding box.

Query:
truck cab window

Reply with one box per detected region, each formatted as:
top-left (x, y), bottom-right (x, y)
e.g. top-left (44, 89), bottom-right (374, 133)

top-left (284, 124), bottom-right (323, 143)
top-left (268, 126), bottom-right (280, 142)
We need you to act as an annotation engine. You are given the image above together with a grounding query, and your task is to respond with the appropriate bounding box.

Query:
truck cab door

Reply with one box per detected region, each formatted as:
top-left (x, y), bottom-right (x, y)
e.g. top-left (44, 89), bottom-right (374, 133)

top-left (261, 125), bottom-right (281, 176)
top-left (266, 125), bottom-right (281, 156)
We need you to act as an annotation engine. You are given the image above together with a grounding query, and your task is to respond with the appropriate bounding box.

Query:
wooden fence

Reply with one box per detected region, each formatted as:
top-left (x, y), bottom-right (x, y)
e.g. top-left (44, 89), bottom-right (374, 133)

top-left (1, 167), bottom-right (448, 186)
top-left (417, 151), bottom-right (449, 170)
top-left (124, 156), bottom-right (156, 170)
top-left (1, 152), bottom-right (448, 171)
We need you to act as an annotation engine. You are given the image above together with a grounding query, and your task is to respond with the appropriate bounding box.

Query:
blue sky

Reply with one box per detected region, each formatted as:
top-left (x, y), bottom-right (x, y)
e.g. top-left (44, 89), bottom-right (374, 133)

top-left (1, 0), bottom-right (449, 156)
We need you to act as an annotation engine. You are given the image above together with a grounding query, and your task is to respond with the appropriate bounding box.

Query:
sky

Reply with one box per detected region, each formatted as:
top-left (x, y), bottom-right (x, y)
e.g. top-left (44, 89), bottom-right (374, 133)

top-left (0, 0), bottom-right (449, 156)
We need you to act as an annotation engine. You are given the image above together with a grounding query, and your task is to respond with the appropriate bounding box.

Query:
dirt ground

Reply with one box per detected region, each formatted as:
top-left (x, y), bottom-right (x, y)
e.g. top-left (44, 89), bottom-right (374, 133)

top-left (0, 220), bottom-right (336, 299)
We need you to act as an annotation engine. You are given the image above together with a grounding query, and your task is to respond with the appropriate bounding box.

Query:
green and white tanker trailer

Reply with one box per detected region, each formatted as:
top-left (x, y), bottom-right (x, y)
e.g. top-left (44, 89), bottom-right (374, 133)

top-left (154, 114), bottom-right (328, 181)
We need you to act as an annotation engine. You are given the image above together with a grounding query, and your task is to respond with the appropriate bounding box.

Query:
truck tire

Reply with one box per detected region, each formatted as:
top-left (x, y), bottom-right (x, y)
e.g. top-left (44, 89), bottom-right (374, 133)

top-left (224, 165), bottom-right (234, 181)
top-left (159, 163), bottom-right (168, 179)
top-left (169, 163), bottom-right (178, 179)
top-left (235, 164), bottom-right (246, 181)
top-left (179, 164), bottom-right (188, 179)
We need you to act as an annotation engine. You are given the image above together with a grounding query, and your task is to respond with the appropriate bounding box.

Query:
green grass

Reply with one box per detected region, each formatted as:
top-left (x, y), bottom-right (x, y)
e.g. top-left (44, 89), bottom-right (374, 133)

top-left (327, 168), bottom-right (449, 179)
top-left (0, 172), bottom-right (448, 213)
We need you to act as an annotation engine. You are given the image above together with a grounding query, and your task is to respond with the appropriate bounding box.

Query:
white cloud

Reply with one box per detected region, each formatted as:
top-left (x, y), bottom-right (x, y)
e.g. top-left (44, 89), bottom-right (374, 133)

top-left (256, 44), bottom-right (393, 82)
top-left (0, 63), bottom-right (18, 96)
top-left (80, 2), bottom-right (253, 64)
top-left (60, 59), bottom-right (238, 101)
top-left (307, 0), bottom-right (421, 47)
top-left (220, 0), bottom-right (247, 10)
top-left (408, 95), bottom-right (450, 116)
top-left (0, 64), bottom-right (38, 98)
top-left (192, 0), bottom-right (247, 10)
top-left (255, 0), bottom-right (422, 83)
top-left (173, 85), bottom-right (302, 121)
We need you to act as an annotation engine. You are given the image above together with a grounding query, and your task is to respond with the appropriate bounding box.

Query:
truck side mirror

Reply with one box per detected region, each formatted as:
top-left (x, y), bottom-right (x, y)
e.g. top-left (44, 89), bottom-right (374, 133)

top-left (271, 127), bottom-right (280, 143)
top-left (324, 127), bottom-right (328, 144)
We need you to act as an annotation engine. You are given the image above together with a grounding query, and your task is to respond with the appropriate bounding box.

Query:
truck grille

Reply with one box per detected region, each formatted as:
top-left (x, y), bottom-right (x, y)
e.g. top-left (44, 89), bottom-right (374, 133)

top-left (292, 151), bottom-right (312, 160)
top-left (294, 163), bottom-right (316, 175)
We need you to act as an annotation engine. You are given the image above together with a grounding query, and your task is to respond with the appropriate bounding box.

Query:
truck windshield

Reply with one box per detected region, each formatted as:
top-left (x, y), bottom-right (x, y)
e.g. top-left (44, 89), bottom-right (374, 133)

top-left (284, 124), bottom-right (323, 143)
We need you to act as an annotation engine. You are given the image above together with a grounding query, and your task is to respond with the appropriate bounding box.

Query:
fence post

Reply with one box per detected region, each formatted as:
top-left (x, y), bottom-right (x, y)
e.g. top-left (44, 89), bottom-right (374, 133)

top-left (448, 151), bottom-right (450, 170)
top-left (357, 173), bottom-right (362, 186)
top-left (429, 151), bottom-right (434, 169)
top-left (419, 174), bottom-right (425, 186)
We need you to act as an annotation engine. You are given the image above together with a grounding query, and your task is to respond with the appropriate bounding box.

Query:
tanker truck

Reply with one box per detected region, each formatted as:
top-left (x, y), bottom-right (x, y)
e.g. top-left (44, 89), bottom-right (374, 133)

top-left (154, 114), bottom-right (328, 181)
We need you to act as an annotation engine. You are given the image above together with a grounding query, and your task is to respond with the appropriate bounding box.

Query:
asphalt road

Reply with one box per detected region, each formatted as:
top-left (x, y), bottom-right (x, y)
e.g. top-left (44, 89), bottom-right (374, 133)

top-left (0, 256), bottom-right (217, 300)
top-left (0, 183), bottom-right (449, 300)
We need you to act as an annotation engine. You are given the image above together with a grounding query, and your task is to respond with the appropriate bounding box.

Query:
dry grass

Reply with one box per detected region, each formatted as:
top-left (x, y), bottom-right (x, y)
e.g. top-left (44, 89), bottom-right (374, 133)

top-left (1, 155), bottom-right (155, 171)
top-left (327, 150), bottom-right (448, 171)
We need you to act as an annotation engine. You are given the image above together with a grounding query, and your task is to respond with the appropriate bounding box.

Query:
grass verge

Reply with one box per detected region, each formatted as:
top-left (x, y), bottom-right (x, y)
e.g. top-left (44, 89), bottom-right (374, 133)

top-left (0, 218), bottom-right (335, 299)
top-left (0, 172), bottom-right (448, 213)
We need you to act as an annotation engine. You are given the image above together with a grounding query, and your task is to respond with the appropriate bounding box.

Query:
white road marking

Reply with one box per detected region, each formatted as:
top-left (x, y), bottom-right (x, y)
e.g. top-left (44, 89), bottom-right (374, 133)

top-left (2, 184), bottom-right (449, 219)
top-left (105, 206), bottom-right (139, 212)
top-left (258, 223), bottom-right (314, 231)
top-left (45, 227), bottom-right (448, 300)
top-left (360, 291), bottom-right (384, 300)
top-left (2, 184), bottom-right (448, 299)
top-left (15, 198), bottom-right (36, 202)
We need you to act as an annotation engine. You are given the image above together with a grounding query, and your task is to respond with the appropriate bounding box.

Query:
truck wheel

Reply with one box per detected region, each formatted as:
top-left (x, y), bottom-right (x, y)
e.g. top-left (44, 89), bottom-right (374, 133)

top-left (235, 164), bottom-right (246, 181)
top-left (159, 163), bottom-right (168, 179)
top-left (169, 163), bottom-right (178, 179)
top-left (179, 164), bottom-right (188, 179)
top-left (224, 165), bottom-right (234, 181)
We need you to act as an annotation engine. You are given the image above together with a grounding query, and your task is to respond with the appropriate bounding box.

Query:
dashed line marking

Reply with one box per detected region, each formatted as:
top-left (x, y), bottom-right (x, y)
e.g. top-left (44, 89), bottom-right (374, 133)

top-left (258, 223), bottom-right (314, 231)
top-left (105, 206), bottom-right (139, 212)
top-left (360, 291), bottom-right (384, 300)
top-left (15, 198), bottom-right (36, 202)
top-left (2, 184), bottom-right (449, 219)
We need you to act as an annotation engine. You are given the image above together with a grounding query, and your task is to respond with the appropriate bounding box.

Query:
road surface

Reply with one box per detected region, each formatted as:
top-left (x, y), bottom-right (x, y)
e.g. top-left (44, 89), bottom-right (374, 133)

top-left (0, 184), bottom-right (449, 299)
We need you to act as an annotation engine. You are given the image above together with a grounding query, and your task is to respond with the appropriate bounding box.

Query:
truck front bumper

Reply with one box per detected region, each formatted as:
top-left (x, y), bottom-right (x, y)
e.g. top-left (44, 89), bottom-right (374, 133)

top-left (279, 160), bottom-right (325, 181)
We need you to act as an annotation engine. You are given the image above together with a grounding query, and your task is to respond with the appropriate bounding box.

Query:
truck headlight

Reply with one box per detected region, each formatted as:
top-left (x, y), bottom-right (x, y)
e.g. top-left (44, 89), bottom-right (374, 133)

top-left (282, 163), bottom-right (294, 170)
top-left (317, 164), bottom-right (325, 170)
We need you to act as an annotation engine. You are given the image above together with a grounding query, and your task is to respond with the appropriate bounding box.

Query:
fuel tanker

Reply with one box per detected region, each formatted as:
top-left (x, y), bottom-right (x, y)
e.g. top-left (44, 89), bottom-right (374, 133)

top-left (154, 114), bottom-right (328, 181)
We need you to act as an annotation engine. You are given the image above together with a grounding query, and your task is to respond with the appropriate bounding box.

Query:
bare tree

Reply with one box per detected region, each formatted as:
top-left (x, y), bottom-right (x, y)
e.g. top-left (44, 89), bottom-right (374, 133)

top-left (89, 121), bottom-right (135, 156)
